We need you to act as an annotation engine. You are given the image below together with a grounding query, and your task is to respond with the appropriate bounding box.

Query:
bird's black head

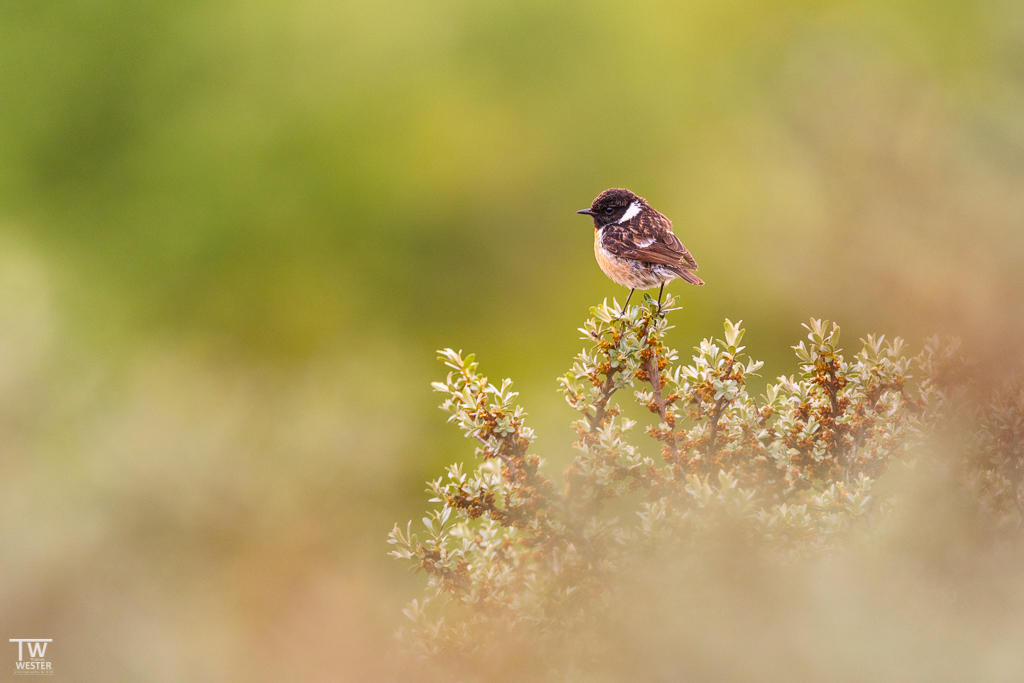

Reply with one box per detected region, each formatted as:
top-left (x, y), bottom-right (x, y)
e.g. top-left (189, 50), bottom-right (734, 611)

top-left (577, 188), bottom-right (646, 227)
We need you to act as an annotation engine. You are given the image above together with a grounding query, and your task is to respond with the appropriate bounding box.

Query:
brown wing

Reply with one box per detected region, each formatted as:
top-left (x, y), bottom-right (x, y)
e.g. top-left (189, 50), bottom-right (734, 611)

top-left (602, 209), bottom-right (700, 271)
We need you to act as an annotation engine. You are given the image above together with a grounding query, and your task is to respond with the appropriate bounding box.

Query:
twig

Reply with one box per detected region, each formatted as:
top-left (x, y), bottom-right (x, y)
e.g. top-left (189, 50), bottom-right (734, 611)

top-left (473, 432), bottom-right (518, 479)
top-left (587, 371), bottom-right (619, 432)
top-left (824, 361), bottom-right (842, 417)
top-left (645, 337), bottom-right (680, 460)
top-left (706, 357), bottom-right (736, 458)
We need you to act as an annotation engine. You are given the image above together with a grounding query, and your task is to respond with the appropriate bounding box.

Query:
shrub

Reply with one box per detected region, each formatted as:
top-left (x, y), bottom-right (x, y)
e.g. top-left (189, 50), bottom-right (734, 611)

top-left (389, 295), bottom-right (1022, 672)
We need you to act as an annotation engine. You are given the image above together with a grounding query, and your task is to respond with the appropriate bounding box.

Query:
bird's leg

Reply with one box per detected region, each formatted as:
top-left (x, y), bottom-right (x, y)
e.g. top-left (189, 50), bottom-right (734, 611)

top-left (620, 289), bottom-right (635, 315)
top-left (655, 283), bottom-right (665, 315)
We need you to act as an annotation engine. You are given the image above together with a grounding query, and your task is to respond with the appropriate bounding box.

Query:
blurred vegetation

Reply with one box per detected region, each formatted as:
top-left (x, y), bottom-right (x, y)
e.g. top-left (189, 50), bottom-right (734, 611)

top-left (392, 307), bottom-right (919, 666)
top-left (394, 305), bottom-right (1024, 681)
top-left (0, 0), bottom-right (1023, 680)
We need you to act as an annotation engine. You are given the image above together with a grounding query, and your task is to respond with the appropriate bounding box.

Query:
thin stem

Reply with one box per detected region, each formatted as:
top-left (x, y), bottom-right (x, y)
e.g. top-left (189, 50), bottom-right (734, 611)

top-left (473, 433), bottom-right (518, 479)
top-left (706, 357), bottom-right (736, 459)
top-left (824, 360), bottom-right (842, 417)
top-left (586, 370), bottom-right (619, 433)
top-left (641, 311), bottom-right (680, 460)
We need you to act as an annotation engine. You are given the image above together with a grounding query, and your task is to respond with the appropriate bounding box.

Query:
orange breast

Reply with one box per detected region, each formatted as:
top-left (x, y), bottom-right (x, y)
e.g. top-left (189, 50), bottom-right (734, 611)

top-left (594, 229), bottom-right (636, 287)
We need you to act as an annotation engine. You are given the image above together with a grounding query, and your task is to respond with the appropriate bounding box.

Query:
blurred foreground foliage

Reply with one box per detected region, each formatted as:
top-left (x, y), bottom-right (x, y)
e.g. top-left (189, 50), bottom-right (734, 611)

top-left (391, 296), bottom-right (1023, 679)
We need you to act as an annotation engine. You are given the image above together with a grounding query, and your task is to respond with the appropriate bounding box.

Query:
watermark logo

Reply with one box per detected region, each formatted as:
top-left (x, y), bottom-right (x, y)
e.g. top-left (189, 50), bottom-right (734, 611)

top-left (9, 639), bottom-right (54, 676)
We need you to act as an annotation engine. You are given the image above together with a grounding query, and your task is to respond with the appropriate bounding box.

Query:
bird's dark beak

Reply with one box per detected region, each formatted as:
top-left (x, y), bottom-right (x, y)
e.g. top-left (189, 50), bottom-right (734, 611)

top-left (576, 209), bottom-right (594, 215)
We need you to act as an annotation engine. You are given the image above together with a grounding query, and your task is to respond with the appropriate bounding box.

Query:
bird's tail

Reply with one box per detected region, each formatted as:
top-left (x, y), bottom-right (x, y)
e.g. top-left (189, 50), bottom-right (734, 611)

top-left (678, 270), bottom-right (704, 286)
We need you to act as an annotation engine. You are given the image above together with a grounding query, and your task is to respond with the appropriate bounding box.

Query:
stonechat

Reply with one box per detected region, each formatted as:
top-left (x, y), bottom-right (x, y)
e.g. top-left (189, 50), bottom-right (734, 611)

top-left (577, 188), bottom-right (703, 312)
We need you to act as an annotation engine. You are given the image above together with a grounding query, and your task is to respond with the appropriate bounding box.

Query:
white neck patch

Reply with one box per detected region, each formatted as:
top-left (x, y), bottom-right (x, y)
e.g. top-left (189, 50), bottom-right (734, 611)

top-left (617, 202), bottom-right (641, 224)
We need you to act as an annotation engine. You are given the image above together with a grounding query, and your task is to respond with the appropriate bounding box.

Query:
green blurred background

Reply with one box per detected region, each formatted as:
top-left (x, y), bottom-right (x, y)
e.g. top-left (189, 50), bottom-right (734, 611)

top-left (1, 0), bottom-right (1023, 680)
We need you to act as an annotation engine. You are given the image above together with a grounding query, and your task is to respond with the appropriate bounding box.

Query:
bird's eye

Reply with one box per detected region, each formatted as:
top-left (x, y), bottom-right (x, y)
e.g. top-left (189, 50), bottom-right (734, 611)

top-left (603, 207), bottom-right (616, 215)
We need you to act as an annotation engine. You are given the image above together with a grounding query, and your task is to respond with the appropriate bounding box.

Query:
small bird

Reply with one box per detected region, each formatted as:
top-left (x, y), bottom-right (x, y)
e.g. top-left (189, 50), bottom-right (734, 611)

top-left (577, 188), bottom-right (703, 312)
